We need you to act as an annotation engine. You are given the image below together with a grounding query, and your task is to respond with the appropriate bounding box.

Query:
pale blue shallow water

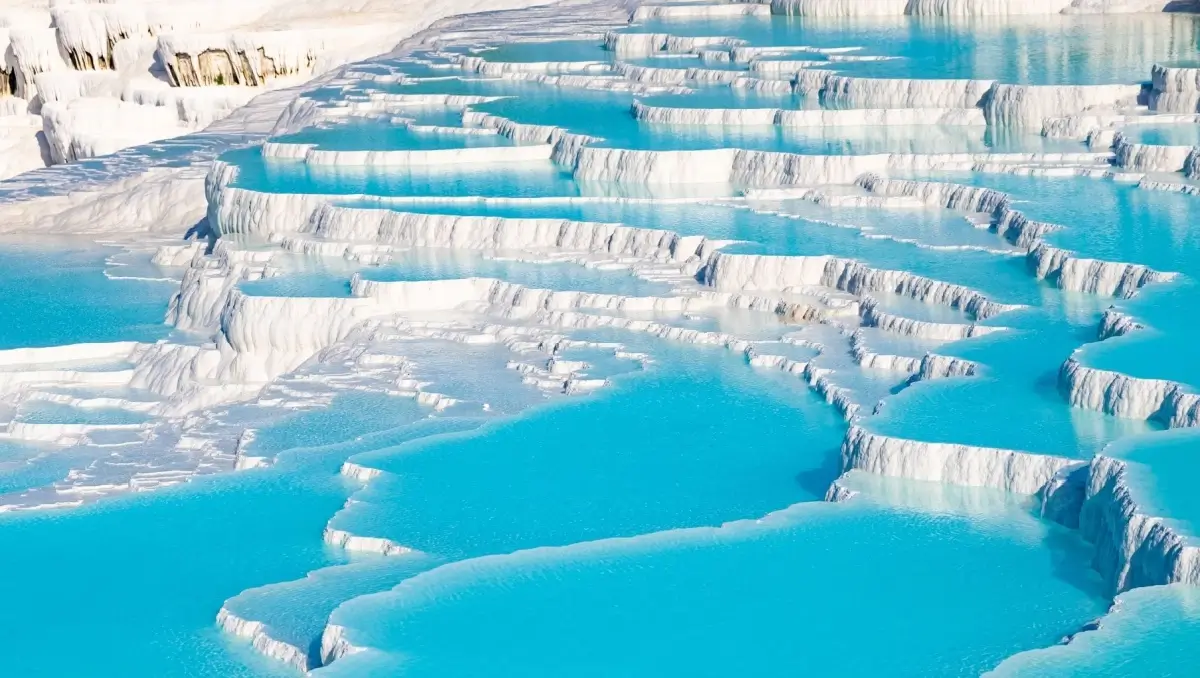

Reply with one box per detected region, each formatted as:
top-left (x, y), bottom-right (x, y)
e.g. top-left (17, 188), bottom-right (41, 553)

top-left (239, 270), bottom-right (353, 297)
top-left (639, 87), bottom-right (803, 109)
top-left (227, 148), bottom-right (584, 198)
top-left (866, 300), bottom-right (1157, 457)
top-left (0, 441), bottom-right (74, 496)
top-left (951, 174), bottom-right (1200, 278)
top-left (1107, 429), bottom-right (1200, 544)
top-left (330, 198), bottom-right (1042, 311)
top-left (989, 584), bottom-right (1200, 677)
top-left (827, 171), bottom-right (1179, 455)
top-left (359, 250), bottom-right (673, 295)
top-left (315, 492), bottom-right (1107, 678)
top-left (625, 54), bottom-right (749, 71)
top-left (621, 14), bottom-right (1200, 85)
top-left (271, 118), bottom-right (514, 152)
top-left (477, 40), bottom-right (613, 64)
top-left (370, 58), bottom-right (771, 121)
top-left (1080, 279), bottom-right (1200, 390)
top-left (240, 249), bottom-right (672, 298)
top-left (15, 401), bottom-right (149, 425)
top-left (371, 74), bottom-right (535, 97)
top-left (326, 345), bottom-right (846, 561)
top-left (0, 243), bottom-right (170, 349)
top-left (213, 343), bottom-right (849, 670)
top-left (0, 392), bottom-right (435, 677)
top-left (470, 89), bottom-right (1065, 154)
top-left (227, 555), bottom-right (448, 668)
top-left (319, 49), bottom-right (1080, 156)
top-left (218, 26), bottom-right (1200, 678)
top-left (353, 69), bottom-right (1072, 154)
top-left (350, 197), bottom-right (1017, 254)
top-left (1122, 124), bottom-right (1200, 146)
top-left (947, 173), bottom-right (1200, 390)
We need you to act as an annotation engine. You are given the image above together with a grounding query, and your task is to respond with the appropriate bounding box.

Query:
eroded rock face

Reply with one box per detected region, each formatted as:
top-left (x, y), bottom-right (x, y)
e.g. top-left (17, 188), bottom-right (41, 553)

top-left (160, 38), bottom-right (318, 87)
top-left (1, 67), bottom-right (16, 98)
top-left (1150, 63), bottom-right (1200, 114)
top-left (167, 48), bottom-right (243, 87)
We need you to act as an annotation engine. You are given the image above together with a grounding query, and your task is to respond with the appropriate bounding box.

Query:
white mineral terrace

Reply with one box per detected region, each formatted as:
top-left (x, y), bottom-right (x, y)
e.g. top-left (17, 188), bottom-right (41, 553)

top-left (1, 0), bottom-right (1199, 674)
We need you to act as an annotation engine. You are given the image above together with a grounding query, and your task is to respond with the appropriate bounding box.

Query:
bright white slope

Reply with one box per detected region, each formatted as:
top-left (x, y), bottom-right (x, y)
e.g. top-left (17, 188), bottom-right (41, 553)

top-left (0, 0), bottom-right (570, 180)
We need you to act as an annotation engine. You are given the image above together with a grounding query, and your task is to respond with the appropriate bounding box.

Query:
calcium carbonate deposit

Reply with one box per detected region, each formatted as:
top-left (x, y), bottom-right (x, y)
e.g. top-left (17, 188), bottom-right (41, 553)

top-left (0, 0), bottom-right (1199, 675)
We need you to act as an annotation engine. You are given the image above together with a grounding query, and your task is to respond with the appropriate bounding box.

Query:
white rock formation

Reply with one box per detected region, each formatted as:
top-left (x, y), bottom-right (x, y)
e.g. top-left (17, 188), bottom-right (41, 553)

top-left (0, 0), bottom-right (575, 178)
top-left (770, 0), bottom-right (1081, 15)
top-left (1098, 308), bottom-right (1143, 340)
top-left (603, 31), bottom-right (746, 57)
top-left (156, 32), bottom-right (325, 88)
top-left (771, 0), bottom-right (1183, 16)
top-left (205, 179), bottom-right (1023, 340)
top-left (320, 624), bottom-right (363, 667)
top-left (822, 75), bottom-right (994, 109)
top-left (40, 97), bottom-right (188, 164)
top-left (1060, 357), bottom-right (1200, 428)
top-left (6, 26), bottom-right (66, 99)
top-left (1113, 132), bottom-right (1199, 175)
top-left (983, 84), bottom-right (1143, 128)
top-left (261, 140), bottom-right (554, 167)
top-left (855, 174), bottom-right (1175, 298)
top-left (1149, 63), bottom-right (1200, 114)
top-left (631, 100), bottom-right (985, 127)
top-left (700, 251), bottom-right (1018, 320)
top-left (300, 203), bottom-right (712, 263)
top-left (769, 0), bottom-right (910, 16)
top-left (456, 54), bottom-right (609, 78)
top-left (1080, 455), bottom-right (1200, 593)
top-left (914, 352), bottom-right (979, 381)
top-left (631, 3), bottom-right (773, 21)
top-left (855, 173), bottom-right (1009, 213)
top-left (841, 426), bottom-right (1078, 495)
top-left (564, 143), bottom-right (1110, 186)
top-left (216, 607), bottom-right (311, 673)
top-left (860, 297), bottom-right (1002, 341)
top-left (1030, 242), bottom-right (1174, 299)
top-left (618, 63), bottom-right (746, 86)
top-left (324, 525), bottom-right (414, 556)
